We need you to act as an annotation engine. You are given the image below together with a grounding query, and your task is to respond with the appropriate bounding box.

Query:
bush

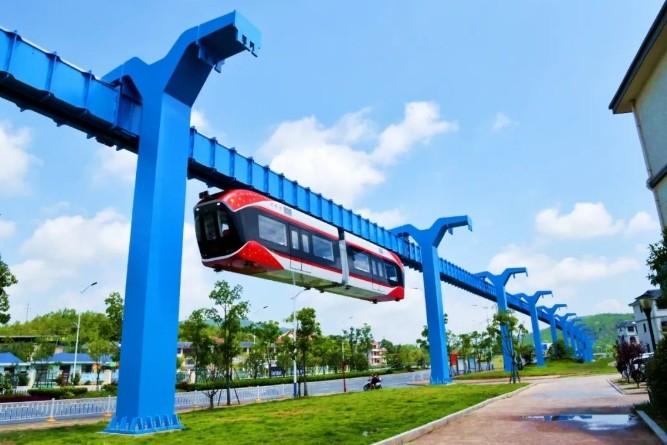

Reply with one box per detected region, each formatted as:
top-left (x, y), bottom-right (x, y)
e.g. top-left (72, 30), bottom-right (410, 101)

top-left (17, 373), bottom-right (28, 386)
top-left (28, 387), bottom-right (88, 399)
top-left (72, 372), bottom-right (81, 385)
top-left (646, 337), bottom-right (667, 416)
top-left (102, 383), bottom-right (117, 395)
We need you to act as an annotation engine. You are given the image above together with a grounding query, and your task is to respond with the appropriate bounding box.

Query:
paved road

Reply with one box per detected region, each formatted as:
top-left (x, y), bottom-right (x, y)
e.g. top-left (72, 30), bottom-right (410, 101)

top-left (300, 371), bottom-right (430, 396)
top-left (408, 374), bottom-right (659, 444)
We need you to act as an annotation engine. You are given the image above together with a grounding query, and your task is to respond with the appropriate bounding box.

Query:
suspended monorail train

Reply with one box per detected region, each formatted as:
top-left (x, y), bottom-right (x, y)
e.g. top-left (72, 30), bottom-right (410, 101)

top-left (194, 189), bottom-right (405, 303)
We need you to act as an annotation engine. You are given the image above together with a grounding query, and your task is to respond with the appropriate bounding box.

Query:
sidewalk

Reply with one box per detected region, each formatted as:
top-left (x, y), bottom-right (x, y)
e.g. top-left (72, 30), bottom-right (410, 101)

top-left (403, 374), bottom-right (659, 444)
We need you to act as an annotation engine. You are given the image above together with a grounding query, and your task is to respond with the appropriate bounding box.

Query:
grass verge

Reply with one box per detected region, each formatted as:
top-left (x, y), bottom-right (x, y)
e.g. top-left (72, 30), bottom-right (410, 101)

top-left (0, 383), bottom-right (524, 445)
top-left (454, 358), bottom-right (616, 380)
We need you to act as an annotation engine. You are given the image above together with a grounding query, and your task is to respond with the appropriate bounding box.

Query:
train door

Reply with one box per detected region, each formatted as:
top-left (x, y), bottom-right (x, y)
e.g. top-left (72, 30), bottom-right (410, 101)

top-left (289, 225), bottom-right (302, 272)
top-left (371, 258), bottom-right (384, 292)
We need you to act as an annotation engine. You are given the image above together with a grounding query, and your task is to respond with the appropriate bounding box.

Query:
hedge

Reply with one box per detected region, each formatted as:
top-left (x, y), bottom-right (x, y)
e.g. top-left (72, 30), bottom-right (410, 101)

top-left (28, 387), bottom-right (88, 399)
top-left (177, 369), bottom-right (393, 391)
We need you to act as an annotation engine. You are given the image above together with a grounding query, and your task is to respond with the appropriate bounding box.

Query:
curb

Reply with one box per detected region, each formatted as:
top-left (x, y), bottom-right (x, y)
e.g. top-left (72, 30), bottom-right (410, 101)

top-left (637, 411), bottom-right (667, 444)
top-left (372, 384), bottom-right (533, 445)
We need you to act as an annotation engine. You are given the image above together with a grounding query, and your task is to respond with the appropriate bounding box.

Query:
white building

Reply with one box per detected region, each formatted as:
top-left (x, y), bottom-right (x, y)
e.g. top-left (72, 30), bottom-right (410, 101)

top-left (629, 290), bottom-right (667, 353)
top-left (610, 2), bottom-right (667, 226)
top-left (616, 321), bottom-right (640, 346)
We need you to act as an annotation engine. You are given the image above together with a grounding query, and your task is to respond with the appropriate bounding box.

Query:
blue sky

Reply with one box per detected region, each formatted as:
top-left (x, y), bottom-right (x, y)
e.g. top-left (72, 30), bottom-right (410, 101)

top-left (0, 1), bottom-right (663, 344)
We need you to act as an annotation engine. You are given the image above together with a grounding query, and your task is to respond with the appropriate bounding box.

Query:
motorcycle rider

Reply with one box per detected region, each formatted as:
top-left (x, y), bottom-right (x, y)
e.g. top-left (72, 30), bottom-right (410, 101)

top-left (369, 373), bottom-right (381, 389)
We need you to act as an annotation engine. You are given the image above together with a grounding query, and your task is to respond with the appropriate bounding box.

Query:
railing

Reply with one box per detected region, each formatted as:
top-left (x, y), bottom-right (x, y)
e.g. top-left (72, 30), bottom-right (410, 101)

top-left (0, 385), bottom-right (289, 424)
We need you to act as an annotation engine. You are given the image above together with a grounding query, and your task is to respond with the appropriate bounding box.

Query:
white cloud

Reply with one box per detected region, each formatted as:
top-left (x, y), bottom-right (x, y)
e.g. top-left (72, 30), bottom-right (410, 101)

top-left (0, 121), bottom-right (38, 196)
top-left (11, 259), bottom-right (76, 294)
top-left (536, 202), bottom-right (659, 239)
top-left (488, 244), bottom-right (640, 293)
top-left (491, 112), bottom-right (517, 133)
top-left (536, 202), bottom-right (624, 239)
top-left (372, 102), bottom-right (458, 164)
top-left (594, 298), bottom-right (630, 314)
top-left (190, 109), bottom-right (210, 133)
top-left (258, 102), bottom-right (457, 208)
top-left (94, 146), bottom-right (137, 185)
top-left (626, 211), bottom-right (659, 234)
top-left (356, 207), bottom-right (406, 229)
top-left (0, 220), bottom-right (15, 239)
top-left (20, 209), bottom-right (130, 266)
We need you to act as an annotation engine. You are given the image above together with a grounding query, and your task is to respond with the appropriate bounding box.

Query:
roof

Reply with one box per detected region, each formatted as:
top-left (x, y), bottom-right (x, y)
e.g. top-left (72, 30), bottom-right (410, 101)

top-left (631, 289), bottom-right (662, 304)
top-left (46, 352), bottom-right (114, 364)
top-left (0, 352), bottom-right (25, 366)
top-left (610, 2), bottom-right (667, 113)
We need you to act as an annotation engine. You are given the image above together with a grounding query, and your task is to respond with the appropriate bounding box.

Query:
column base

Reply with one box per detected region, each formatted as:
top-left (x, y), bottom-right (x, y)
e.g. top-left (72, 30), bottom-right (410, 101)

top-left (104, 413), bottom-right (183, 435)
top-left (429, 376), bottom-right (453, 385)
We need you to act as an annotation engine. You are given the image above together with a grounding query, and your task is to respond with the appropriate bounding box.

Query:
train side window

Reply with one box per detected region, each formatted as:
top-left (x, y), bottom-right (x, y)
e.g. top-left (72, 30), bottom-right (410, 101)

top-left (385, 263), bottom-right (399, 284)
top-left (352, 251), bottom-right (370, 272)
top-left (301, 233), bottom-right (310, 253)
top-left (217, 209), bottom-right (230, 237)
top-left (371, 261), bottom-right (377, 276)
top-left (312, 235), bottom-right (334, 261)
top-left (377, 261), bottom-right (384, 278)
top-left (258, 215), bottom-right (287, 246)
top-left (291, 229), bottom-right (299, 250)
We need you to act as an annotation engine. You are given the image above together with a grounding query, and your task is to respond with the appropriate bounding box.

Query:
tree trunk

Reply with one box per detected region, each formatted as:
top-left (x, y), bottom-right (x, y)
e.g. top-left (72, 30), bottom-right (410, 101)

top-left (302, 356), bottom-right (308, 396)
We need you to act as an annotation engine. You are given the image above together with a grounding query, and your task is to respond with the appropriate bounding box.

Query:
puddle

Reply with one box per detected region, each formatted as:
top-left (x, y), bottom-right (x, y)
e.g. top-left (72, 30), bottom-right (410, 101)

top-left (523, 414), bottom-right (638, 431)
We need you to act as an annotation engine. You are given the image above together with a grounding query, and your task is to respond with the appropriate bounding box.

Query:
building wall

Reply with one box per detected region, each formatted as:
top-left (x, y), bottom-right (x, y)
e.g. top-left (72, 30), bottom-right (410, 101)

top-left (631, 302), bottom-right (667, 353)
top-left (635, 50), bottom-right (667, 226)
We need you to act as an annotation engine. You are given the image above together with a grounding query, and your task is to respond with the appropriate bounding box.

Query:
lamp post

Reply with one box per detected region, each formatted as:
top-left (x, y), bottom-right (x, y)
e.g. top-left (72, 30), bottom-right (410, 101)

top-left (638, 296), bottom-right (657, 352)
top-left (72, 281), bottom-right (97, 383)
top-left (472, 304), bottom-right (493, 326)
top-left (291, 288), bottom-right (307, 398)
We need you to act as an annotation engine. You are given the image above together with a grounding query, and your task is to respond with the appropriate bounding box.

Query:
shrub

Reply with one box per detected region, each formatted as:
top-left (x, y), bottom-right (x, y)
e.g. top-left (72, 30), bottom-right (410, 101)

top-left (102, 383), bottom-right (117, 395)
top-left (28, 387), bottom-right (88, 399)
top-left (17, 373), bottom-right (28, 386)
top-left (548, 340), bottom-right (570, 360)
top-left (72, 372), bottom-right (81, 385)
top-left (646, 337), bottom-right (667, 416)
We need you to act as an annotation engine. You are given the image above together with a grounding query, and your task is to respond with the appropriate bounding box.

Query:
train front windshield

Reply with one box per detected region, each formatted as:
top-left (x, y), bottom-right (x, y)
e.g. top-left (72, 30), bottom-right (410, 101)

top-left (194, 202), bottom-right (242, 259)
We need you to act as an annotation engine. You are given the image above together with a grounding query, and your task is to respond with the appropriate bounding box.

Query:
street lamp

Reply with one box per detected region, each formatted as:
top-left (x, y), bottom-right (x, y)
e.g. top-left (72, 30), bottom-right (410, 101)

top-left (638, 294), bottom-right (658, 352)
top-left (72, 281), bottom-right (97, 383)
top-left (472, 304), bottom-right (493, 325)
top-left (291, 288), bottom-right (308, 398)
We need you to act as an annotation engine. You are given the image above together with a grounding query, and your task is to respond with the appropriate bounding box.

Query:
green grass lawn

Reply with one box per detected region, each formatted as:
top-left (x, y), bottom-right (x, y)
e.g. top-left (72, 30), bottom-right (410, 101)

top-left (454, 358), bottom-right (617, 380)
top-left (0, 383), bottom-right (524, 445)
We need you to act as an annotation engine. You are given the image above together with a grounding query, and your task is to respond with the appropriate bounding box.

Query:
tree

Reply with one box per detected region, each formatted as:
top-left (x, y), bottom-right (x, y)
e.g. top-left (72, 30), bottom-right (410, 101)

top-left (32, 341), bottom-right (56, 387)
top-left (638, 298), bottom-right (658, 352)
top-left (645, 337), bottom-right (667, 416)
top-left (250, 321), bottom-right (282, 377)
top-left (102, 292), bottom-right (124, 359)
top-left (206, 280), bottom-right (248, 406)
top-left (646, 227), bottom-right (667, 308)
top-left (613, 340), bottom-right (645, 382)
top-left (343, 324), bottom-right (374, 371)
top-left (180, 308), bottom-right (215, 383)
top-left (0, 256), bottom-right (16, 325)
top-left (287, 307), bottom-right (321, 397)
top-left (488, 310), bottom-right (523, 383)
top-left (88, 339), bottom-right (114, 390)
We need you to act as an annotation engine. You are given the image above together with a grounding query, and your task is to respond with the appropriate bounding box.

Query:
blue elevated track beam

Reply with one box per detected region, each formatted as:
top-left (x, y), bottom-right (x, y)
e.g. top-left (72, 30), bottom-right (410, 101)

top-left (0, 25), bottom-right (562, 333)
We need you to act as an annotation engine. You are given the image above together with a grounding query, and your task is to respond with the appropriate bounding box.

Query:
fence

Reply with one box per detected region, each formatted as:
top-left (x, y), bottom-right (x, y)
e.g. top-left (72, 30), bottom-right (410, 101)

top-left (0, 385), bottom-right (289, 425)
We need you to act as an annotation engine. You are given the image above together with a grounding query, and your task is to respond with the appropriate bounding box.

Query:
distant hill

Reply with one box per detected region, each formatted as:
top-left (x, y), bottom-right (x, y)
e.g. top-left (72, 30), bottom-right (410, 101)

top-left (523, 313), bottom-right (632, 353)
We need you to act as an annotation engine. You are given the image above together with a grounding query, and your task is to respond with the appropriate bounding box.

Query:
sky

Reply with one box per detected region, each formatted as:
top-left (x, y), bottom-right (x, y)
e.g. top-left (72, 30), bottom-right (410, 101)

top-left (0, 1), bottom-right (664, 345)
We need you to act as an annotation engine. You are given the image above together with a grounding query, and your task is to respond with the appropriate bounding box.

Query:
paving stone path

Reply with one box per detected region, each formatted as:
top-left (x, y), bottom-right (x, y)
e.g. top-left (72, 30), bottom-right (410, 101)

top-left (408, 374), bottom-right (659, 444)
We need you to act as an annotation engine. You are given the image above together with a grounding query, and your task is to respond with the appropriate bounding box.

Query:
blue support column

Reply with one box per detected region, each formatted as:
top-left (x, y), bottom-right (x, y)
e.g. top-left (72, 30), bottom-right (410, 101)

top-left (391, 217), bottom-right (472, 384)
top-left (474, 269), bottom-right (528, 372)
top-left (516, 291), bottom-right (552, 367)
top-left (103, 13), bottom-right (260, 435)
top-left (558, 313), bottom-right (576, 351)
top-left (537, 304), bottom-right (567, 345)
